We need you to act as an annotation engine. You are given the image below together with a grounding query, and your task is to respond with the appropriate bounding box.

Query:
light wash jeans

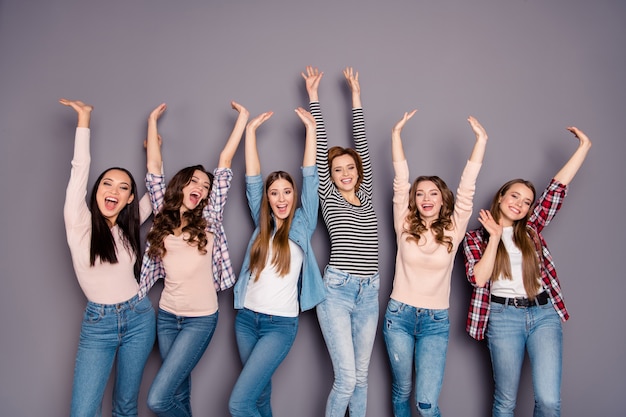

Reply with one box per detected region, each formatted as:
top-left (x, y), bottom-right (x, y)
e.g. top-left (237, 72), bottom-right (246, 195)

top-left (487, 299), bottom-right (562, 417)
top-left (147, 309), bottom-right (218, 417)
top-left (316, 266), bottom-right (380, 417)
top-left (229, 308), bottom-right (298, 417)
top-left (70, 294), bottom-right (156, 417)
top-left (383, 298), bottom-right (449, 417)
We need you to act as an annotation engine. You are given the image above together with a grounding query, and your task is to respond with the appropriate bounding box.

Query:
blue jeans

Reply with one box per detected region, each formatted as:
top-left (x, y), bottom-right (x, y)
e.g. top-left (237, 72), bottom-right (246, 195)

top-left (383, 299), bottom-right (449, 417)
top-left (147, 309), bottom-right (219, 417)
top-left (229, 308), bottom-right (298, 417)
top-left (487, 299), bottom-right (562, 417)
top-left (316, 266), bottom-right (380, 417)
top-left (70, 294), bottom-right (156, 417)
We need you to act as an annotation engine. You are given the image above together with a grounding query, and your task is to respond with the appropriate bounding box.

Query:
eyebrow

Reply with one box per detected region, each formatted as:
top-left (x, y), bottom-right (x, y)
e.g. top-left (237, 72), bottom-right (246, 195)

top-left (102, 177), bottom-right (130, 186)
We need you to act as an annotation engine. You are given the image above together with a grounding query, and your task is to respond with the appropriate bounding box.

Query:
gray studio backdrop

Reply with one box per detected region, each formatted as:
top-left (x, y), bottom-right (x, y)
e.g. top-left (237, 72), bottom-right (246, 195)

top-left (1, 0), bottom-right (624, 416)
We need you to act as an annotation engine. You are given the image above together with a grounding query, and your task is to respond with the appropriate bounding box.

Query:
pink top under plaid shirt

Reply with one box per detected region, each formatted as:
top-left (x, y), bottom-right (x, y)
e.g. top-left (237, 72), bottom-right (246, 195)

top-left (463, 179), bottom-right (570, 340)
top-left (137, 167), bottom-right (236, 299)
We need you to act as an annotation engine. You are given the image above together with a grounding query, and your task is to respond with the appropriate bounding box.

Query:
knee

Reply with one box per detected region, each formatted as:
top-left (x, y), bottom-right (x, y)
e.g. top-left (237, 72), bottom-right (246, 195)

top-left (417, 401), bottom-right (439, 417)
top-left (535, 396), bottom-right (560, 415)
top-left (146, 388), bottom-right (169, 414)
top-left (333, 371), bottom-right (357, 395)
top-left (229, 395), bottom-right (252, 417)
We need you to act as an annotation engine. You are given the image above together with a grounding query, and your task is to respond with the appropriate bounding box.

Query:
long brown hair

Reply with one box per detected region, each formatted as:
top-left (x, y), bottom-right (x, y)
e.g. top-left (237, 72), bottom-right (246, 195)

top-left (404, 176), bottom-right (455, 253)
top-left (147, 165), bottom-right (214, 259)
top-left (488, 179), bottom-right (541, 299)
top-left (328, 146), bottom-right (364, 192)
top-left (248, 171), bottom-right (297, 281)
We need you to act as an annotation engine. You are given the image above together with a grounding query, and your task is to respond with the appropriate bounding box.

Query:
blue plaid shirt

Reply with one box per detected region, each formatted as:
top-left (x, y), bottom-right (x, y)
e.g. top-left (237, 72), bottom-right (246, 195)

top-left (137, 167), bottom-right (236, 299)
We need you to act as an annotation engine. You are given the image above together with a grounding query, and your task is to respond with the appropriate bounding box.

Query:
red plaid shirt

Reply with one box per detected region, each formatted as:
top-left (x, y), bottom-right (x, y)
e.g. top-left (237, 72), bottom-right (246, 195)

top-left (463, 179), bottom-right (570, 340)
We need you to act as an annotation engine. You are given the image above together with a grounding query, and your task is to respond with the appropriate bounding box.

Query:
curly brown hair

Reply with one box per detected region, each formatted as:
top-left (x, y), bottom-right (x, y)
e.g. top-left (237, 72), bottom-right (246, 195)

top-left (404, 176), bottom-right (455, 253)
top-left (147, 165), bottom-right (214, 259)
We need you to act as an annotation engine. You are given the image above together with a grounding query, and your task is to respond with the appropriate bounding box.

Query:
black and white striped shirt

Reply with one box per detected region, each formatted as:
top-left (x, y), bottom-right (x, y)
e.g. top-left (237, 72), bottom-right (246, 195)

top-left (310, 101), bottom-right (379, 276)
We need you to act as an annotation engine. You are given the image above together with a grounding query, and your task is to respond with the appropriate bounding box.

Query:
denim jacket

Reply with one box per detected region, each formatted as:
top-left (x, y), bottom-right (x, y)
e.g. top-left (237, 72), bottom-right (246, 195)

top-left (234, 165), bottom-right (325, 312)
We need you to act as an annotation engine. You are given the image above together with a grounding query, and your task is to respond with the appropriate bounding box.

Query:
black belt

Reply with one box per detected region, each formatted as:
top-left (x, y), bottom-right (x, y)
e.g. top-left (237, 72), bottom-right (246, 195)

top-left (490, 291), bottom-right (550, 308)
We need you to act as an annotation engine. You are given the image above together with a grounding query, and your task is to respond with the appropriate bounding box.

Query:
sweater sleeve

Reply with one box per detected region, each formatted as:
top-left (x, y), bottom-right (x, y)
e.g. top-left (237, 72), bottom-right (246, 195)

top-left (310, 101), bottom-right (332, 201)
top-left (452, 160), bottom-right (482, 243)
top-left (392, 160), bottom-right (411, 236)
top-left (64, 127), bottom-right (91, 238)
top-left (352, 107), bottom-right (372, 197)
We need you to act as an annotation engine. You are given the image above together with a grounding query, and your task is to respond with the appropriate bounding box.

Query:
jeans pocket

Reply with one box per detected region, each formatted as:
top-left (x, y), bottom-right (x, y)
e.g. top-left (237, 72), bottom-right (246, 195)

top-left (133, 296), bottom-right (154, 314)
top-left (432, 309), bottom-right (449, 322)
top-left (386, 299), bottom-right (402, 314)
top-left (324, 272), bottom-right (348, 288)
top-left (83, 308), bottom-right (103, 324)
top-left (489, 302), bottom-right (505, 314)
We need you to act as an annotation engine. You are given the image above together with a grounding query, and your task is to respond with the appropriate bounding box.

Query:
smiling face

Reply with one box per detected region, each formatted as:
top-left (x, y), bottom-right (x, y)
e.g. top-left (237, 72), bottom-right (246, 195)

top-left (95, 169), bottom-right (135, 226)
top-left (331, 154), bottom-right (359, 195)
top-left (180, 169), bottom-right (211, 213)
top-left (497, 182), bottom-right (535, 226)
top-left (267, 178), bottom-right (295, 226)
top-left (414, 180), bottom-right (443, 224)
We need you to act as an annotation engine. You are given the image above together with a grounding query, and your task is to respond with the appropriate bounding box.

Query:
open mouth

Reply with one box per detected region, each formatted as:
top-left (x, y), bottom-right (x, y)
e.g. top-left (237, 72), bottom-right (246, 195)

top-left (189, 191), bottom-right (201, 206)
top-left (104, 197), bottom-right (118, 211)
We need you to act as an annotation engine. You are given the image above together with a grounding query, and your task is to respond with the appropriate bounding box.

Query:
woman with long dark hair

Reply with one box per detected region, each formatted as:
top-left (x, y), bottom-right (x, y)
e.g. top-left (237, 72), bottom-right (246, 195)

top-left (60, 98), bottom-right (156, 417)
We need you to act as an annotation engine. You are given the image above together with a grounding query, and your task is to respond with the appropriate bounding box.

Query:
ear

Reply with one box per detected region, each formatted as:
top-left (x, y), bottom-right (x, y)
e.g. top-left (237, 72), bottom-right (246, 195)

top-left (127, 194), bottom-right (135, 205)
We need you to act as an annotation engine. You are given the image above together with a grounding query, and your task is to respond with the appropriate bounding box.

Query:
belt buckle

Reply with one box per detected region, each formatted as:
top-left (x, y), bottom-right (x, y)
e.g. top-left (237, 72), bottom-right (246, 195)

top-left (513, 297), bottom-right (527, 308)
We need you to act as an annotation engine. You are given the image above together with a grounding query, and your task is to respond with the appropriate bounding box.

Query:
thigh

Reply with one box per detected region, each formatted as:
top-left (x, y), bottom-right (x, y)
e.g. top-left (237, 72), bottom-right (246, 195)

top-left (528, 304), bottom-right (562, 401)
top-left (383, 300), bottom-right (415, 387)
top-left (352, 276), bottom-right (379, 374)
top-left (232, 315), bottom-right (298, 400)
top-left (71, 309), bottom-right (119, 417)
top-left (317, 294), bottom-right (357, 375)
top-left (114, 299), bottom-right (156, 402)
top-left (414, 310), bottom-right (449, 400)
top-left (487, 304), bottom-right (526, 397)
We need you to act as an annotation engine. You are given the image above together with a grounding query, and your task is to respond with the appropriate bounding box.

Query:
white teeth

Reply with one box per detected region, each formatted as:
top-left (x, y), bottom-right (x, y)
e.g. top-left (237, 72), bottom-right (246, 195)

top-left (105, 197), bottom-right (118, 203)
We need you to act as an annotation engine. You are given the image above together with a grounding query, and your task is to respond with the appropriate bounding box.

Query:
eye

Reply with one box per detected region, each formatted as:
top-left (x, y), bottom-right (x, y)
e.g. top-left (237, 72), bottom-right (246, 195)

top-left (120, 185), bottom-right (129, 191)
top-left (102, 180), bottom-right (112, 187)
top-left (416, 192), bottom-right (424, 197)
top-left (285, 189), bottom-right (292, 195)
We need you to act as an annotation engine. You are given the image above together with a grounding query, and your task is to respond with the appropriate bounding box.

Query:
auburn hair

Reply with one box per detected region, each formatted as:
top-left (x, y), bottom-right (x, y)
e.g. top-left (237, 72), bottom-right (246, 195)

top-left (248, 171), bottom-right (297, 281)
top-left (147, 165), bottom-right (214, 259)
top-left (487, 179), bottom-right (542, 299)
top-left (404, 176), bottom-right (455, 253)
top-left (89, 167), bottom-right (142, 281)
top-left (328, 146), bottom-right (364, 192)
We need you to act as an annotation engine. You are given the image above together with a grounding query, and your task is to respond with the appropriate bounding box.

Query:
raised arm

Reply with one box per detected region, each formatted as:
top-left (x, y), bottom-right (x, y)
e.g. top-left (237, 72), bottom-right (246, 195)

top-left (244, 111), bottom-right (273, 176)
top-left (552, 127), bottom-right (592, 186)
top-left (146, 103), bottom-right (166, 175)
top-left (295, 107), bottom-right (317, 167)
top-left (391, 110), bottom-right (417, 163)
top-left (343, 67), bottom-right (361, 109)
top-left (218, 101), bottom-right (249, 169)
top-left (466, 116), bottom-right (489, 164)
top-left (59, 98), bottom-right (93, 128)
top-left (302, 65), bottom-right (323, 103)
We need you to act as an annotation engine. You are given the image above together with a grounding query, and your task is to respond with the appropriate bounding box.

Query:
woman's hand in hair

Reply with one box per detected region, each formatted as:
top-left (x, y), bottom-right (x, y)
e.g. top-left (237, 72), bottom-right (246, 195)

top-left (302, 66), bottom-right (323, 102)
top-left (59, 98), bottom-right (93, 128)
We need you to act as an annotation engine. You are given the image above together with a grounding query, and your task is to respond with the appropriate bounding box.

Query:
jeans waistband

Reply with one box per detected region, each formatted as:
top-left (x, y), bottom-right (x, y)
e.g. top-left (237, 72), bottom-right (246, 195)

top-left (324, 265), bottom-right (379, 282)
top-left (490, 291), bottom-right (550, 308)
top-left (86, 294), bottom-right (142, 312)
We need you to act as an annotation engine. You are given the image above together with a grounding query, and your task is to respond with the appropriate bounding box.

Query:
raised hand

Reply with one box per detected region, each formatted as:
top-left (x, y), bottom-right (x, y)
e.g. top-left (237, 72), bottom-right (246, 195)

top-left (231, 101), bottom-right (250, 119)
top-left (59, 98), bottom-right (93, 128)
top-left (246, 111), bottom-right (274, 132)
top-left (294, 107), bottom-right (315, 130)
top-left (566, 126), bottom-right (592, 149)
top-left (477, 209), bottom-right (503, 240)
top-left (149, 103), bottom-right (167, 123)
top-left (467, 116), bottom-right (488, 143)
top-left (393, 110), bottom-right (417, 134)
top-left (343, 67), bottom-right (360, 95)
top-left (302, 66), bottom-right (323, 101)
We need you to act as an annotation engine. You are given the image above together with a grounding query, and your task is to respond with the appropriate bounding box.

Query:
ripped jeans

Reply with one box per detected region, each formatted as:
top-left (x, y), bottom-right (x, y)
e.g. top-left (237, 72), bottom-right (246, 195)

top-left (383, 298), bottom-right (449, 417)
